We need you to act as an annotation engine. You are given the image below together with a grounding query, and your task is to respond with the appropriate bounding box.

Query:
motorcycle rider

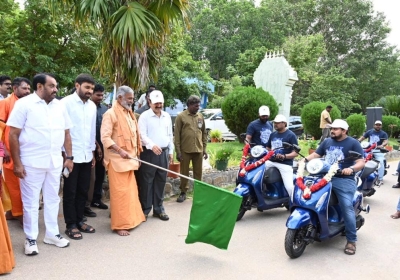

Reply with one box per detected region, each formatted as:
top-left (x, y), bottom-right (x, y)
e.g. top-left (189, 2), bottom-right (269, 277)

top-left (265, 114), bottom-right (298, 196)
top-left (245, 105), bottom-right (273, 146)
top-left (305, 119), bottom-right (365, 255)
top-left (358, 120), bottom-right (388, 186)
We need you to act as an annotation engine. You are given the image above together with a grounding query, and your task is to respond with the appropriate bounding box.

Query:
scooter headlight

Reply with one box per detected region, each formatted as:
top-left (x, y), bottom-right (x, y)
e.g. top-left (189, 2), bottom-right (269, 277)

top-left (360, 142), bottom-right (369, 149)
top-left (306, 159), bottom-right (324, 174)
top-left (250, 145), bottom-right (265, 158)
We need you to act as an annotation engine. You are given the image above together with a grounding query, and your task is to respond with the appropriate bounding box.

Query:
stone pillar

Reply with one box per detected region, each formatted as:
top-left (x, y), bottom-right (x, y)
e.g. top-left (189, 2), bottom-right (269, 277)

top-left (253, 51), bottom-right (298, 120)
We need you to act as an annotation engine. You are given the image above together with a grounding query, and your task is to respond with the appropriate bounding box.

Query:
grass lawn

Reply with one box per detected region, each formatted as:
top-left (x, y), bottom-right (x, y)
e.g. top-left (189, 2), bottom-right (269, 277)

top-left (206, 138), bottom-right (400, 168)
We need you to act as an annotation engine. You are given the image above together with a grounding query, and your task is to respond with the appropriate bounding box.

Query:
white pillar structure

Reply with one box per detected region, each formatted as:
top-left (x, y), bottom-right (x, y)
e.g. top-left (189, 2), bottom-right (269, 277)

top-left (253, 51), bottom-right (298, 121)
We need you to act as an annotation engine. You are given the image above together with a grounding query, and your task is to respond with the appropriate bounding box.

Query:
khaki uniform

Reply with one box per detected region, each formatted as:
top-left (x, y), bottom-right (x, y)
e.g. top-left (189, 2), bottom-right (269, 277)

top-left (174, 110), bottom-right (207, 193)
top-left (320, 109), bottom-right (332, 142)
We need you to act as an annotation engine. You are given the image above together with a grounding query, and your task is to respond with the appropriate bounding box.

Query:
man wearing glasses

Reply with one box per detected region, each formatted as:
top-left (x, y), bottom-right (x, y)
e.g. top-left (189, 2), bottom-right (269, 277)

top-left (0, 75), bottom-right (12, 100)
top-left (358, 120), bottom-right (388, 186)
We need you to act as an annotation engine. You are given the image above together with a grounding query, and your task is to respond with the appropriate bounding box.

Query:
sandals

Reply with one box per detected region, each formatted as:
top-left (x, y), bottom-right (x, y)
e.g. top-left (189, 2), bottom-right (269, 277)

top-left (344, 242), bottom-right (356, 255)
top-left (77, 222), bottom-right (96, 233)
top-left (65, 228), bottom-right (83, 240)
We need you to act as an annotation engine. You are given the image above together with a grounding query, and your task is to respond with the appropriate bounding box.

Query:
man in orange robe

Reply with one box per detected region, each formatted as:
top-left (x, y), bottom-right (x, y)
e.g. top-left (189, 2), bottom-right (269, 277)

top-left (101, 86), bottom-right (145, 236)
top-left (0, 77), bottom-right (31, 225)
top-left (0, 141), bottom-right (15, 274)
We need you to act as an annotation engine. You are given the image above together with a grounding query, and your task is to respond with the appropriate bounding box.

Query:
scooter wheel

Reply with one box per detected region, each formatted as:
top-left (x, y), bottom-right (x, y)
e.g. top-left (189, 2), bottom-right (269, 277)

top-left (285, 228), bottom-right (308, 258)
top-left (237, 195), bottom-right (251, 221)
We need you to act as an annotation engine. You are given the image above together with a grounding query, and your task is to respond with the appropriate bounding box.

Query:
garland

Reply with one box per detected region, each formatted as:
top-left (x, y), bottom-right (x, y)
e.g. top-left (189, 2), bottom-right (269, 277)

top-left (238, 143), bottom-right (275, 177)
top-left (364, 143), bottom-right (376, 162)
top-left (295, 160), bottom-right (338, 199)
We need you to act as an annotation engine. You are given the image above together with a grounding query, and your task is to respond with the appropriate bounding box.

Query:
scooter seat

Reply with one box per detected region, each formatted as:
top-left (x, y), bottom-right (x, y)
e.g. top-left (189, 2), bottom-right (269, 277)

top-left (328, 191), bottom-right (339, 206)
top-left (263, 167), bottom-right (282, 184)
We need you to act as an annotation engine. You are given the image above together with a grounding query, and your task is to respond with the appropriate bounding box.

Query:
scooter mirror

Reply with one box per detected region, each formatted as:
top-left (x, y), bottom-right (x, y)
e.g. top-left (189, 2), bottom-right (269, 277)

top-left (379, 148), bottom-right (389, 153)
top-left (348, 151), bottom-right (363, 160)
top-left (240, 133), bottom-right (246, 140)
top-left (292, 144), bottom-right (301, 153)
top-left (282, 142), bottom-right (292, 149)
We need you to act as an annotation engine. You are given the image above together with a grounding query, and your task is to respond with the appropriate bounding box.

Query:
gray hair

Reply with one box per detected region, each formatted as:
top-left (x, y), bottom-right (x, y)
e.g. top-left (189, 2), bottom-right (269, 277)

top-left (186, 95), bottom-right (201, 106)
top-left (116, 85), bottom-right (134, 98)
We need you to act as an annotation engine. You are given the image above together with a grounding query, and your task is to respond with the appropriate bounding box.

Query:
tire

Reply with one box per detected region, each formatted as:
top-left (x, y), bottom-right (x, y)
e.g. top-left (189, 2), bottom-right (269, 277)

top-left (237, 195), bottom-right (251, 221)
top-left (284, 228), bottom-right (308, 258)
top-left (283, 202), bottom-right (290, 210)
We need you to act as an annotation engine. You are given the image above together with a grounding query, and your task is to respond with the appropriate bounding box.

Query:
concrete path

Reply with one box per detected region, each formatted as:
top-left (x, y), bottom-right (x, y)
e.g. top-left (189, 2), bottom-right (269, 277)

top-left (4, 163), bottom-right (400, 279)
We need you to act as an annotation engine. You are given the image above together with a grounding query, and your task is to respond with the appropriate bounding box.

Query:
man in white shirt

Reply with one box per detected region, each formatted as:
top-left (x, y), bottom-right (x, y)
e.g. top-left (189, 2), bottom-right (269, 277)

top-left (137, 84), bottom-right (155, 109)
top-left (137, 90), bottom-right (173, 221)
top-left (0, 75), bottom-right (12, 100)
top-left (8, 73), bottom-right (73, 255)
top-left (61, 74), bottom-right (97, 240)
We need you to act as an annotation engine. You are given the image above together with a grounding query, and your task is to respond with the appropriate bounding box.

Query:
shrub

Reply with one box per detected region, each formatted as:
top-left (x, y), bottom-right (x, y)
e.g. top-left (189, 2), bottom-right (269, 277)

top-left (307, 139), bottom-right (318, 149)
top-left (301, 102), bottom-right (341, 139)
top-left (382, 115), bottom-right (400, 138)
top-left (346, 114), bottom-right (366, 138)
top-left (214, 146), bottom-right (234, 161)
top-left (221, 86), bottom-right (279, 137)
top-left (210, 129), bottom-right (222, 140)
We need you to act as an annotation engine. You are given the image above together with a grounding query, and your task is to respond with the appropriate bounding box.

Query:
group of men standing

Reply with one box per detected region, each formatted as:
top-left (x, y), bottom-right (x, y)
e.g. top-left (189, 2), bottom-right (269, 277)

top-left (0, 72), bottom-right (209, 271)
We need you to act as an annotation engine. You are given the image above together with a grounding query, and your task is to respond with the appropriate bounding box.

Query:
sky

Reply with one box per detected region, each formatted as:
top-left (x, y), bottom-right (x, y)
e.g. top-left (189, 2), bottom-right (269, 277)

top-left (14, 0), bottom-right (400, 49)
top-left (371, 0), bottom-right (400, 49)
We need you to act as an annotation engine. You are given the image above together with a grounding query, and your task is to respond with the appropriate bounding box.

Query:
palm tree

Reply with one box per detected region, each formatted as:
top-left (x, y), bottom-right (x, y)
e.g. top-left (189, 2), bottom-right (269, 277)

top-left (50, 0), bottom-right (190, 88)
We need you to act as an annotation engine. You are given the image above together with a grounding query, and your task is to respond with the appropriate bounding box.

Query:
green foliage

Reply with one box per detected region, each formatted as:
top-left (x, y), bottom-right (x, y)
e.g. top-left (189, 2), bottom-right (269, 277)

top-left (346, 114), bottom-right (366, 137)
top-left (307, 140), bottom-right (318, 149)
top-left (0, 0), bottom-right (98, 88)
top-left (210, 129), bottom-right (222, 140)
top-left (301, 102), bottom-right (341, 139)
top-left (214, 146), bottom-right (234, 161)
top-left (375, 95), bottom-right (400, 117)
top-left (156, 24), bottom-right (213, 105)
top-left (208, 95), bottom-right (223, 109)
top-left (221, 86), bottom-right (278, 137)
top-left (382, 115), bottom-right (400, 138)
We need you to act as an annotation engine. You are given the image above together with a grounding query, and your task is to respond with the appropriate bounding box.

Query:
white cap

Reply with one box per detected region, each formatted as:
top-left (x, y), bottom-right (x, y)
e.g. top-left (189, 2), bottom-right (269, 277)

top-left (258, 105), bottom-right (270, 116)
top-left (149, 90), bottom-right (164, 103)
top-left (375, 120), bottom-right (382, 125)
top-left (327, 119), bottom-right (349, 130)
top-left (273, 114), bottom-right (287, 123)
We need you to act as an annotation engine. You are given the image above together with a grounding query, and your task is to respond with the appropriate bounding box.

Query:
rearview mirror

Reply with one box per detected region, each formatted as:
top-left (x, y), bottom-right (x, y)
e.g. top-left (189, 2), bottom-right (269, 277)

top-left (292, 144), bottom-right (301, 153)
top-left (348, 151), bottom-right (363, 160)
top-left (240, 133), bottom-right (246, 140)
top-left (282, 142), bottom-right (292, 149)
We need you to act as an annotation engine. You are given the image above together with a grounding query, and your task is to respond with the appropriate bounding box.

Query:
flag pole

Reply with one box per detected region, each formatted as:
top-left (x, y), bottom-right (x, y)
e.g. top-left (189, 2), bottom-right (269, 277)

top-left (129, 156), bottom-right (194, 181)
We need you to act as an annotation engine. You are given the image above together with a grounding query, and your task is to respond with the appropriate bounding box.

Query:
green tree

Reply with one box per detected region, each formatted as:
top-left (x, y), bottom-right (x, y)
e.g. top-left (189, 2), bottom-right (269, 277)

top-left (156, 24), bottom-right (213, 106)
top-left (51, 0), bottom-right (190, 88)
top-left (346, 114), bottom-right (366, 138)
top-left (221, 86), bottom-right (278, 138)
top-left (301, 102), bottom-right (341, 139)
top-left (0, 0), bottom-right (98, 88)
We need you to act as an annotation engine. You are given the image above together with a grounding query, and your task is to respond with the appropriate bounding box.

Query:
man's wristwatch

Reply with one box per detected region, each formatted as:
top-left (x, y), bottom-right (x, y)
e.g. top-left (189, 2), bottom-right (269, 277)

top-left (66, 156), bottom-right (74, 160)
top-left (349, 166), bottom-right (355, 172)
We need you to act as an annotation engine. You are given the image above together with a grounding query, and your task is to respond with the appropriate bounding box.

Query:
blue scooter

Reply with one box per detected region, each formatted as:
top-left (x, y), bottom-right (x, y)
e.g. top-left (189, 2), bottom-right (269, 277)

top-left (284, 151), bottom-right (370, 258)
top-left (234, 138), bottom-right (299, 221)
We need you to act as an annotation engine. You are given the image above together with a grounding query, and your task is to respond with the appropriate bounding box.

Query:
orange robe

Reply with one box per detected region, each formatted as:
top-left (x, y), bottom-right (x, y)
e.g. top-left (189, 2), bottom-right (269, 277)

top-left (0, 142), bottom-right (15, 274)
top-left (0, 94), bottom-right (22, 216)
top-left (101, 102), bottom-right (145, 230)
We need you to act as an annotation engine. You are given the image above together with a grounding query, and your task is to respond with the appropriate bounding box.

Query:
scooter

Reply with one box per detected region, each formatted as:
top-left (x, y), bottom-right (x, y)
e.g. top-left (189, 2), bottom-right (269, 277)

top-left (233, 138), bottom-right (299, 221)
top-left (284, 151), bottom-right (370, 258)
top-left (357, 142), bottom-right (388, 197)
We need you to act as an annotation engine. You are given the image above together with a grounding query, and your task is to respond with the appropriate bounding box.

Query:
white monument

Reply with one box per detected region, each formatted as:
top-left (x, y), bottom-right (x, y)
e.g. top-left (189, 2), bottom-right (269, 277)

top-left (253, 51), bottom-right (298, 121)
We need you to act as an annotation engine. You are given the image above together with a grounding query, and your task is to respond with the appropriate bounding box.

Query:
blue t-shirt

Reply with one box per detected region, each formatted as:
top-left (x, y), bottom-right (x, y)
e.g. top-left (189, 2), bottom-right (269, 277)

top-left (266, 129), bottom-right (298, 166)
top-left (246, 119), bottom-right (273, 146)
top-left (316, 137), bottom-right (364, 178)
top-left (363, 129), bottom-right (388, 146)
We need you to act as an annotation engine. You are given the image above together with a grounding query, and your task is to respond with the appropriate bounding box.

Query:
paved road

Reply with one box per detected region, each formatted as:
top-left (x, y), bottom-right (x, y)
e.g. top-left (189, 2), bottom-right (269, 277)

top-left (4, 164), bottom-right (400, 279)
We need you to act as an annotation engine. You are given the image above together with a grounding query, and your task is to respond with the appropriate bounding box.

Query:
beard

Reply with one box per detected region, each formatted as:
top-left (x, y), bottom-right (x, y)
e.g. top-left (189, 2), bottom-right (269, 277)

top-left (121, 100), bottom-right (132, 110)
top-left (259, 117), bottom-right (268, 124)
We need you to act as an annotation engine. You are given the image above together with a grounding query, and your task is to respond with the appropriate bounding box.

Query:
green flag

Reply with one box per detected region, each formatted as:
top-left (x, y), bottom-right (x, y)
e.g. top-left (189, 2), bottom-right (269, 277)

top-left (185, 180), bottom-right (242, 250)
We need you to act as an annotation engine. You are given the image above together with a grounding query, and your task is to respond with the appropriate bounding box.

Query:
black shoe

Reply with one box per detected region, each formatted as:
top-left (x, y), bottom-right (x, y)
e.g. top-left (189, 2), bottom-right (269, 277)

top-left (153, 212), bottom-right (169, 221)
top-left (177, 192), bottom-right (186, 203)
top-left (91, 201), bottom-right (109, 209)
top-left (84, 207), bottom-right (97, 217)
top-left (392, 183), bottom-right (400, 188)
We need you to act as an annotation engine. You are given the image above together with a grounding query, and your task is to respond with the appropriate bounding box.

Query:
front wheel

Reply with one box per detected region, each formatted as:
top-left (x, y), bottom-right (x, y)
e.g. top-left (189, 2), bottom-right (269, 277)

top-left (237, 195), bottom-right (252, 221)
top-left (284, 228), bottom-right (308, 258)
